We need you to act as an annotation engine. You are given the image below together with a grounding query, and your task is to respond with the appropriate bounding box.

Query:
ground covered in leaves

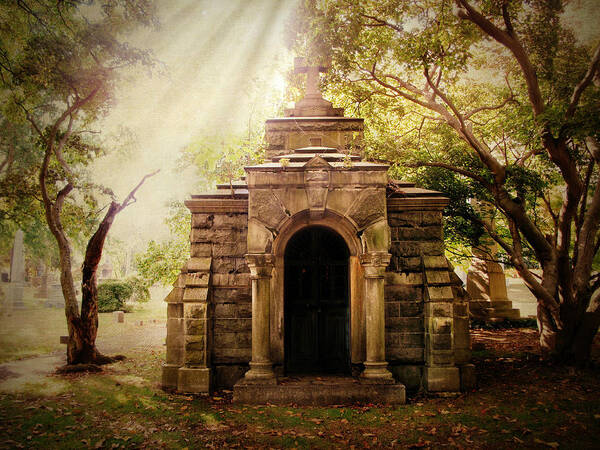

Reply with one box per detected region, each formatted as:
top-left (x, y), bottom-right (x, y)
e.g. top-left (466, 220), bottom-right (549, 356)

top-left (0, 327), bottom-right (599, 449)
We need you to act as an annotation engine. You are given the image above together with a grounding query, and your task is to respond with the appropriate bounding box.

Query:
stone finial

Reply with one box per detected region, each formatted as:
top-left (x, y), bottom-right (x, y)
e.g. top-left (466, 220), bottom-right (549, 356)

top-left (294, 57), bottom-right (328, 99)
top-left (285, 57), bottom-right (344, 117)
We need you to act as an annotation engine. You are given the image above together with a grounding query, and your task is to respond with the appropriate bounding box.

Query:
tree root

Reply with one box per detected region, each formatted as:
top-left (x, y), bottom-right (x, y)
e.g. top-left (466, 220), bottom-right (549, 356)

top-left (56, 364), bottom-right (102, 374)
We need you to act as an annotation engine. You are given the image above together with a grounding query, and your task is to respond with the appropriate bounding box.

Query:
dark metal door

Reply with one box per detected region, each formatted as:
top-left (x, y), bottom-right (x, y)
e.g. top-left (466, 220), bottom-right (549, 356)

top-left (284, 226), bottom-right (350, 374)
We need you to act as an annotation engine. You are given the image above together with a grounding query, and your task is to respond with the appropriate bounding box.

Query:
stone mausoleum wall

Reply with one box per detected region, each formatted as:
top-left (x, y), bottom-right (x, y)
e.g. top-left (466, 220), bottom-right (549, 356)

top-left (384, 199), bottom-right (471, 391)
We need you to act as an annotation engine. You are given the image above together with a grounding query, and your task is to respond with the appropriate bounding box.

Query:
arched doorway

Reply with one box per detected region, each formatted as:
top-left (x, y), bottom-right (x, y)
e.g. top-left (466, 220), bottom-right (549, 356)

top-left (284, 226), bottom-right (350, 374)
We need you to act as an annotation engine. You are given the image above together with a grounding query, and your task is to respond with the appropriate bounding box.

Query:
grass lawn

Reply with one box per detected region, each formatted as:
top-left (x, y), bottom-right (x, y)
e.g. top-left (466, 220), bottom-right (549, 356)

top-left (0, 326), bottom-right (599, 448)
top-left (0, 287), bottom-right (167, 363)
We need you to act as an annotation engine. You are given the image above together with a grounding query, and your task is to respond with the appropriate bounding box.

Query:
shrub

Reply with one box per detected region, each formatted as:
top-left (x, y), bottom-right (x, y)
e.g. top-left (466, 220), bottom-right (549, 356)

top-left (97, 280), bottom-right (134, 312)
top-left (126, 276), bottom-right (151, 303)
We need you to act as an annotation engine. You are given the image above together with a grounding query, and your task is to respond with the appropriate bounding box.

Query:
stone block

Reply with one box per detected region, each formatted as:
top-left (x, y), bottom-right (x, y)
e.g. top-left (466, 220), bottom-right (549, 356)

top-left (455, 348), bottom-right (472, 366)
top-left (213, 287), bottom-right (251, 303)
top-left (214, 365), bottom-right (248, 389)
top-left (212, 213), bottom-right (248, 228)
top-left (422, 255), bottom-right (449, 269)
top-left (385, 272), bottom-right (423, 286)
top-left (454, 318), bottom-right (470, 348)
top-left (186, 257), bottom-right (212, 272)
top-left (185, 334), bottom-right (205, 351)
top-left (167, 303), bottom-right (183, 319)
top-left (191, 214), bottom-right (214, 229)
top-left (428, 350), bottom-right (455, 366)
top-left (184, 272), bottom-right (209, 287)
top-left (214, 331), bottom-right (251, 348)
top-left (431, 317), bottom-right (452, 334)
top-left (183, 287), bottom-right (209, 302)
top-left (399, 301), bottom-right (423, 317)
top-left (166, 318), bottom-right (184, 339)
top-left (425, 270), bottom-right (451, 284)
top-left (453, 303), bottom-right (469, 317)
top-left (391, 241), bottom-right (421, 257)
top-left (390, 365), bottom-right (422, 390)
top-left (212, 242), bottom-right (247, 258)
top-left (385, 285), bottom-right (421, 302)
top-left (385, 317), bottom-right (423, 332)
top-left (250, 190), bottom-right (288, 227)
top-left (185, 318), bottom-right (206, 336)
top-left (211, 273), bottom-right (251, 287)
top-left (431, 333), bottom-right (452, 350)
top-left (213, 347), bottom-right (252, 363)
top-left (393, 256), bottom-right (422, 271)
top-left (421, 212), bottom-right (442, 226)
top-left (425, 302), bottom-right (453, 318)
top-left (346, 189), bottom-right (386, 228)
top-left (166, 344), bottom-right (184, 365)
top-left (191, 242), bottom-right (212, 257)
top-left (394, 226), bottom-right (442, 241)
top-left (385, 302), bottom-right (399, 318)
top-left (164, 287), bottom-right (184, 303)
top-left (420, 241), bottom-right (444, 256)
top-left (177, 367), bottom-right (211, 394)
top-left (386, 346), bottom-right (424, 363)
top-left (184, 303), bottom-right (206, 319)
top-left (161, 363), bottom-right (180, 389)
top-left (397, 332), bottom-right (424, 347)
top-left (214, 302), bottom-right (252, 319)
top-left (388, 212), bottom-right (421, 227)
top-left (113, 310), bottom-right (125, 323)
top-left (214, 318), bottom-right (252, 333)
top-left (424, 366), bottom-right (460, 392)
top-left (426, 286), bottom-right (453, 301)
top-left (212, 257), bottom-right (249, 274)
top-left (460, 364), bottom-right (476, 391)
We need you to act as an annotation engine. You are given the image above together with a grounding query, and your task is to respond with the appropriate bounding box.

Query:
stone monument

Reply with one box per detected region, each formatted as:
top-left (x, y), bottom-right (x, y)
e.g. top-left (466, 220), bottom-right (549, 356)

top-left (161, 59), bottom-right (473, 403)
top-left (466, 201), bottom-right (520, 320)
top-left (8, 230), bottom-right (26, 309)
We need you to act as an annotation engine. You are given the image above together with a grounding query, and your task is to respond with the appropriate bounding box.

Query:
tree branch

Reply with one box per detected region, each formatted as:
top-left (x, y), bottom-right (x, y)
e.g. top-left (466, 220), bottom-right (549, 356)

top-left (566, 43), bottom-right (600, 119)
top-left (405, 160), bottom-right (492, 189)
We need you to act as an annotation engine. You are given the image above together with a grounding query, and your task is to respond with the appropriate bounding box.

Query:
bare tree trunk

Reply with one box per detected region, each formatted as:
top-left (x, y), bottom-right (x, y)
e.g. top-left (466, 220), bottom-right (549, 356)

top-left (69, 202), bottom-right (122, 365)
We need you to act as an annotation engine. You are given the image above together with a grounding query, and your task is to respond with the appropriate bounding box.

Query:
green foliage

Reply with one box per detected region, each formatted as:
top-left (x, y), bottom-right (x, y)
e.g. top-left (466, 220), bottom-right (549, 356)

top-left (97, 280), bottom-right (134, 312)
top-left (125, 276), bottom-right (151, 303)
top-left (135, 202), bottom-right (190, 287)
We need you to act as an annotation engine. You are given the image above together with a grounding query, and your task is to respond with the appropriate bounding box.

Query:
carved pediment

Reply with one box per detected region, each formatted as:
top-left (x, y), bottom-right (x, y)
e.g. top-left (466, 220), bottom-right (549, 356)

top-left (303, 155), bottom-right (332, 169)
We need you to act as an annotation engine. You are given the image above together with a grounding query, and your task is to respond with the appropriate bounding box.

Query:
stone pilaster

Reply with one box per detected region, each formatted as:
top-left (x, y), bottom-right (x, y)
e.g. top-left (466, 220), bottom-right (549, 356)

top-left (423, 256), bottom-right (460, 392)
top-left (241, 253), bottom-right (276, 383)
top-left (360, 251), bottom-right (394, 383)
top-left (177, 257), bottom-right (213, 393)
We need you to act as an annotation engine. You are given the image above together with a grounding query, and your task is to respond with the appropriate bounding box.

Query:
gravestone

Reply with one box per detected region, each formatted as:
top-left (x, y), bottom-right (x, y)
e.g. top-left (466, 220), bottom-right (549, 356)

top-left (8, 230), bottom-right (25, 309)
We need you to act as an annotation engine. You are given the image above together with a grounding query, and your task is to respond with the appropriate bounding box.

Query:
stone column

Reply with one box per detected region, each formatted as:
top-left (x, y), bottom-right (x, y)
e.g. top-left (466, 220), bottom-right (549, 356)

top-left (243, 253), bottom-right (276, 383)
top-left (360, 252), bottom-right (394, 383)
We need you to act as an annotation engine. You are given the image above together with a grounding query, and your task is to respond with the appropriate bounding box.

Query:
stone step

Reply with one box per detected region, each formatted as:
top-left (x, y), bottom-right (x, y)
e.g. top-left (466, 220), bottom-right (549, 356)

top-left (234, 375), bottom-right (406, 405)
top-left (294, 146), bottom-right (339, 154)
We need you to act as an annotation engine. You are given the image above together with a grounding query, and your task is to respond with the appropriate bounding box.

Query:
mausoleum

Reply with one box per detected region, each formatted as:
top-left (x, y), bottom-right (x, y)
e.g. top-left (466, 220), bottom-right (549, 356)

top-left (161, 58), bottom-right (473, 404)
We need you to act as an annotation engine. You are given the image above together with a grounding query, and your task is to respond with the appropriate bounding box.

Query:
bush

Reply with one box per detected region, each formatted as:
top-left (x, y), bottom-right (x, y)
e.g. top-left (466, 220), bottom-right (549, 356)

top-left (97, 280), bottom-right (134, 312)
top-left (126, 276), bottom-right (151, 303)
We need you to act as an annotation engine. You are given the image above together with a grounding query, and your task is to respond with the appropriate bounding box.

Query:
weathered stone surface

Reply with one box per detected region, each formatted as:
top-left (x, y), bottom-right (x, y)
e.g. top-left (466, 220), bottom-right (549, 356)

top-left (399, 302), bottom-right (423, 317)
top-left (185, 318), bottom-right (206, 336)
top-left (191, 214), bottom-right (214, 229)
top-left (211, 257), bottom-right (249, 274)
top-left (167, 303), bottom-right (183, 318)
top-left (213, 347), bottom-right (252, 363)
top-left (177, 367), bottom-right (211, 394)
top-left (186, 257), bottom-right (212, 272)
top-left (214, 331), bottom-right (251, 347)
top-left (346, 189), bottom-right (386, 228)
top-left (113, 310), bottom-right (125, 323)
top-left (392, 226), bottom-right (442, 241)
top-left (161, 364), bottom-right (180, 389)
top-left (212, 242), bottom-right (247, 257)
top-left (214, 302), bottom-right (252, 319)
top-left (212, 287), bottom-right (251, 303)
top-left (424, 367), bottom-right (460, 392)
top-left (184, 303), bottom-right (206, 319)
top-left (214, 365), bottom-right (248, 389)
top-left (214, 318), bottom-right (251, 333)
top-left (386, 347), bottom-right (424, 363)
top-left (191, 242), bottom-right (212, 257)
top-left (250, 190), bottom-right (288, 227)
top-left (184, 272), bottom-right (209, 287)
top-left (425, 302), bottom-right (453, 318)
top-left (385, 285), bottom-right (421, 302)
top-left (211, 273), bottom-right (251, 287)
top-left (183, 287), bottom-right (209, 302)
top-left (390, 365), bottom-right (422, 390)
top-left (385, 317), bottom-right (423, 332)
top-left (426, 286), bottom-right (454, 301)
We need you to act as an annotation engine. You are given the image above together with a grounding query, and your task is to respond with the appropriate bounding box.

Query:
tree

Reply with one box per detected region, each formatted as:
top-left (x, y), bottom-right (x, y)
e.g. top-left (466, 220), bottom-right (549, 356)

top-left (0, 1), bottom-right (157, 367)
top-left (290, 0), bottom-right (600, 364)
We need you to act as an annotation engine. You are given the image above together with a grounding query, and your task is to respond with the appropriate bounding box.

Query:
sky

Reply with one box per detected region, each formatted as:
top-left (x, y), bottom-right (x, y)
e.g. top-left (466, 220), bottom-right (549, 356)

top-left (81, 0), bottom-right (599, 258)
top-left (92, 0), bottom-right (297, 250)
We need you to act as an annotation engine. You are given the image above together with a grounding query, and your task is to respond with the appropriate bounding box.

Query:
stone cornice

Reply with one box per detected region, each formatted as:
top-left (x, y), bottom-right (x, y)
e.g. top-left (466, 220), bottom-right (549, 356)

top-left (387, 197), bottom-right (449, 211)
top-left (185, 198), bottom-right (248, 214)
